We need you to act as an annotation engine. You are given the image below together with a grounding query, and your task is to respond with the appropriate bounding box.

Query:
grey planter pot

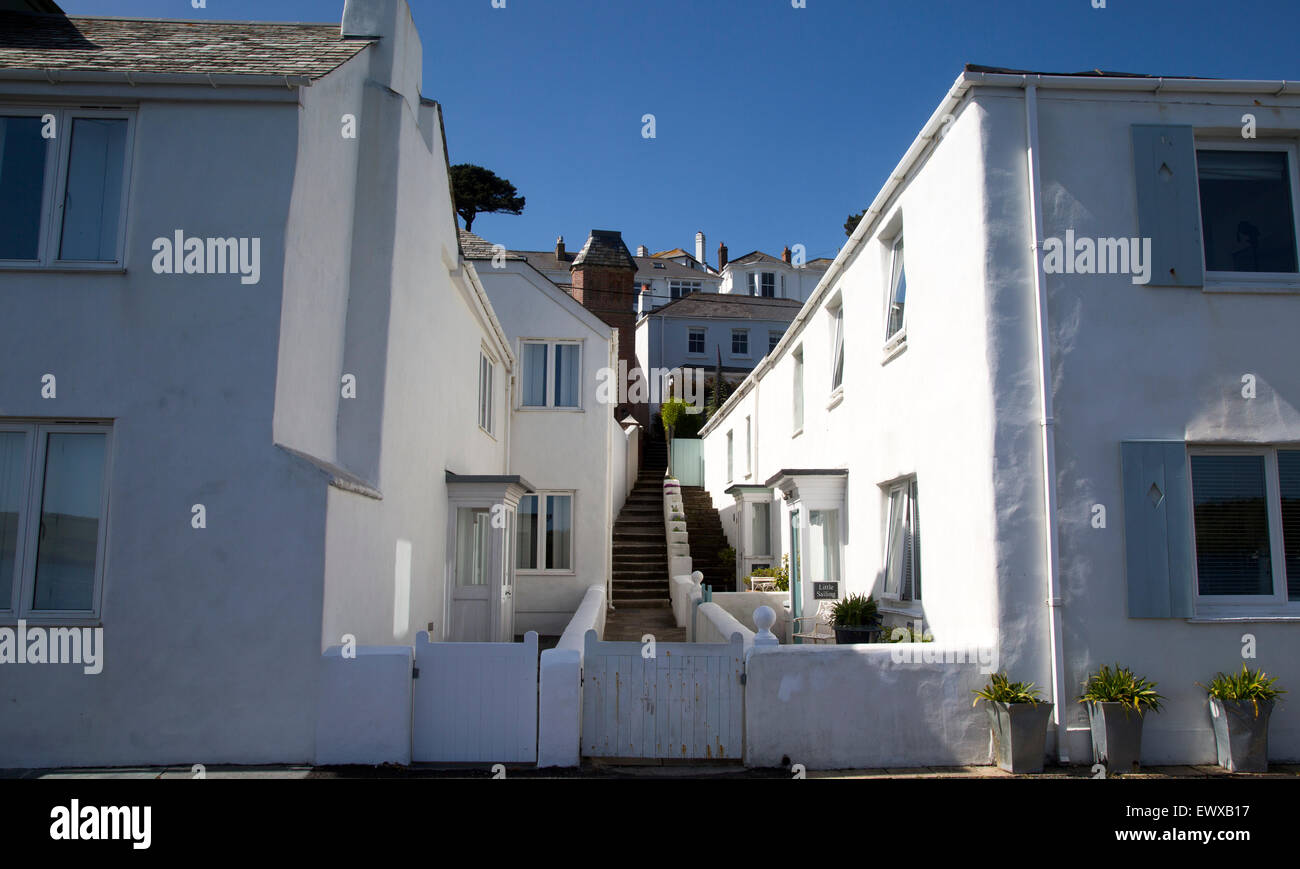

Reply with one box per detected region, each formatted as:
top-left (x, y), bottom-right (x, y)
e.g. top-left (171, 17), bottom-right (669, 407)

top-left (986, 701), bottom-right (1053, 774)
top-left (1087, 702), bottom-right (1147, 775)
top-left (1209, 697), bottom-right (1275, 773)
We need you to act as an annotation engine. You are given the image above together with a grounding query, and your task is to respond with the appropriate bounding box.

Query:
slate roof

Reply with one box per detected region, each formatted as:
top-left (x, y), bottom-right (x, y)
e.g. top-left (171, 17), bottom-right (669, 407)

top-left (0, 12), bottom-right (374, 78)
top-left (458, 228), bottom-right (524, 261)
top-left (647, 294), bottom-right (803, 321)
top-left (571, 230), bottom-right (638, 270)
top-left (726, 250), bottom-right (833, 271)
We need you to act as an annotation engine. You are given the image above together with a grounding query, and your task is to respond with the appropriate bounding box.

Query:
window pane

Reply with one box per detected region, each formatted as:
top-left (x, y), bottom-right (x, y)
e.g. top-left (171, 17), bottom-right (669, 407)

top-left (793, 352), bottom-right (804, 430)
top-left (752, 501), bottom-right (771, 555)
top-left (0, 116), bottom-right (48, 260)
top-left (1279, 451), bottom-right (1300, 601)
top-left (689, 330), bottom-right (705, 354)
top-left (887, 239), bottom-right (907, 338)
top-left (516, 495), bottom-right (538, 570)
top-left (809, 509), bottom-right (840, 584)
top-left (555, 344), bottom-right (579, 408)
top-left (1191, 455), bottom-right (1274, 596)
top-left (31, 432), bottom-right (106, 611)
top-left (60, 118), bottom-right (127, 262)
top-left (0, 431), bottom-right (28, 610)
top-left (522, 344), bottom-right (548, 406)
top-left (884, 487), bottom-right (907, 597)
top-left (831, 309), bottom-right (845, 390)
top-left (545, 495), bottom-right (571, 571)
top-left (1198, 150), bottom-right (1298, 274)
top-left (909, 480), bottom-right (922, 601)
top-left (455, 508), bottom-right (491, 586)
top-left (726, 432), bottom-right (733, 480)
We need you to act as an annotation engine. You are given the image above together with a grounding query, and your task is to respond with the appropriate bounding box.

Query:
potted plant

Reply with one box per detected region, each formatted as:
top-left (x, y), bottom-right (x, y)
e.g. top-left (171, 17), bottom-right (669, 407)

top-left (828, 593), bottom-right (881, 644)
top-left (1078, 664), bottom-right (1163, 775)
top-left (973, 674), bottom-right (1053, 774)
top-left (1199, 665), bottom-right (1285, 773)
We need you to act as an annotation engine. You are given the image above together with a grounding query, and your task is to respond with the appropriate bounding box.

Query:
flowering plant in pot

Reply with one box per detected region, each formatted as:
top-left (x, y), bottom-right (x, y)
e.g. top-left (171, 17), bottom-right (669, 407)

top-left (1199, 665), bottom-right (1285, 773)
top-left (828, 593), bottom-right (881, 644)
top-left (1078, 664), bottom-right (1163, 775)
top-left (973, 674), bottom-right (1053, 774)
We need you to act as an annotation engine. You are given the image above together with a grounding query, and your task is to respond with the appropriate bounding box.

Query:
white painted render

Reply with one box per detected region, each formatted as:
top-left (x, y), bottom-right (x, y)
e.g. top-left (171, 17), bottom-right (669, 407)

top-left (702, 75), bottom-right (1300, 765)
top-left (473, 260), bottom-right (620, 634)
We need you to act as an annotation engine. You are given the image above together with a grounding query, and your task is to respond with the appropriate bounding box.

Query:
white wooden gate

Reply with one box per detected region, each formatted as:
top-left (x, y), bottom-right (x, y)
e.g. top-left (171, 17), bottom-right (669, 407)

top-left (413, 631), bottom-right (538, 763)
top-left (581, 629), bottom-right (744, 760)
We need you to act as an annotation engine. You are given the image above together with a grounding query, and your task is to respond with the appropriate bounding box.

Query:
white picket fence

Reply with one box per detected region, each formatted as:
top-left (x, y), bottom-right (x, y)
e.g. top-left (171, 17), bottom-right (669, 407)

top-left (412, 630), bottom-right (539, 763)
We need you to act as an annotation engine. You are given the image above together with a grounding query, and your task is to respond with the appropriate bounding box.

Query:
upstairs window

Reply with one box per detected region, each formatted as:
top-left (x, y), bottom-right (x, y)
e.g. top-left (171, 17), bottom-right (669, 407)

top-left (688, 329), bottom-right (706, 355)
top-left (830, 303), bottom-right (845, 393)
top-left (1197, 146), bottom-right (1299, 276)
top-left (731, 329), bottom-right (749, 356)
top-left (521, 341), bottom-right (581, 409)
top-left (670, 279), bottom-right (701, 299)
top-left (0, 110), bottom-right (132, 266)
top-left (792, 346), bottom-right (804, 433)
top-left (478, 352), bottom-right (495, 435)
top-left (726, 431), bottom-right (734, 483)
top-left (885, 235), bottom-right (907, 341)
top-left (747, 272), bottom-right (776, 297)
top-left (768, 330), bottom-right (782, 355)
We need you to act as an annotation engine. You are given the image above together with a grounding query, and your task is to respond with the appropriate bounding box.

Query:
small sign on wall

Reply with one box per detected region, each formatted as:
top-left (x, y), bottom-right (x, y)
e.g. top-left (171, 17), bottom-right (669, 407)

top-left (814, 582), bottom-right (839, 600)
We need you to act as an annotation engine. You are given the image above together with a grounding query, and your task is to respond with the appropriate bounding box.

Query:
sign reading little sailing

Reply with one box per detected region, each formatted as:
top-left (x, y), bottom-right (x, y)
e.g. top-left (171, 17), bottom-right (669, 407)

top-left (814, 582), bottom-right (839, 600)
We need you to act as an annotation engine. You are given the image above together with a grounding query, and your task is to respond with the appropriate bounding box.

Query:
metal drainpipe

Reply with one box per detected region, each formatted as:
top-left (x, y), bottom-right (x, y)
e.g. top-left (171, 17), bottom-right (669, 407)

top-left (1024, 79), bottom-right (1070, 763)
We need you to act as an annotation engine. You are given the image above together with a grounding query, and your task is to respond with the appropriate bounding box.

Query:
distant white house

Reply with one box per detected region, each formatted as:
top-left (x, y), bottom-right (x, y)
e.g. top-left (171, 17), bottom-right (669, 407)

top-left (0, 0), bottom-right (622, 768)
top-left (700, 65), bottom-right (1300, 766)
top-left (717, 248), bottom-right (833, 304)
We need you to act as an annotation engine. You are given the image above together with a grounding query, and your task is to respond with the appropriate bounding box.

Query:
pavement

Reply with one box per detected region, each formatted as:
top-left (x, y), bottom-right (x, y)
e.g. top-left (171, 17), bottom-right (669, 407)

top-left (5, 762), bottom-right (1299, 780)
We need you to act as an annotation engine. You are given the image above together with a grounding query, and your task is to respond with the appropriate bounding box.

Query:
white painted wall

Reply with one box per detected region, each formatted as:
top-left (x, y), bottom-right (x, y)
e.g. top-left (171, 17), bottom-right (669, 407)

top-left (476, 261), bottom-right (617, 635)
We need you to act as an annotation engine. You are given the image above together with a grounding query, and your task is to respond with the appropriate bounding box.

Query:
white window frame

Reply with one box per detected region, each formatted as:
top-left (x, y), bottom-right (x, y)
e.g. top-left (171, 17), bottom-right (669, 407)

top-left (768, 330), bottom-right (782, 355)
top-left (0, 107), bottom-right (136, 271)
top-left (731, 329), bottom-right (749, 357)
top-left (687, 328), bottom-right (706, 356)
top-left (884, 233), bottom-right (907, 346)
top-left (726, 431), bottom-right (734, 483)
top-left (518, 339), bottom-right (583, 411)
top-left (670, 279), bottom-right (702, 299)
top-left (0, 421), bottom-right (113, 624)
top-left (828, 296), bottom-right (845, 406)
top-left (882, 476), bottom-right (920, 604)
top-left (744, 416), bottom-right (752, 479)
top-left (478, 350), bottom-right (495, 436)
top-left (1187, 445), bottom-right (1298, 616)
top-left (516, 491), bottom-right (576, 575)
top-left (1195, 140), bottom-right (1300, 293)
top-left (792, 346), bottom-right (804, 437)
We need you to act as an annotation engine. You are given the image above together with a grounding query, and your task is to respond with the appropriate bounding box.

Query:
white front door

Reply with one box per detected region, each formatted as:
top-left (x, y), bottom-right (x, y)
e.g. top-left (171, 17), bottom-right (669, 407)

top-left (449, 507), bottom-right (494, 642)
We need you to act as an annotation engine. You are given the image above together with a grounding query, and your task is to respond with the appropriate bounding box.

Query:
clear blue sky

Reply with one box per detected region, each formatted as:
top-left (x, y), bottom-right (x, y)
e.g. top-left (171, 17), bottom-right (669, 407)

top-left (60, 0), bottom-right (1300, 263)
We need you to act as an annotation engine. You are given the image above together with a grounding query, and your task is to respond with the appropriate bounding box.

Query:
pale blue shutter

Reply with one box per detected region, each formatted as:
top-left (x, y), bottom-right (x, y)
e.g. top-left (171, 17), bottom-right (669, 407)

top-left (1121, 441), bottom-right (1194, 618)
top-left (1132, 125), bottom-right (1204, 287)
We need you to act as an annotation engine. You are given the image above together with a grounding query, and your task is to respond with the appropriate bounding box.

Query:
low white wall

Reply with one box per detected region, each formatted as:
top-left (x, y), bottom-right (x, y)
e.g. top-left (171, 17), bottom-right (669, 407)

top-left (744, 644), bottom-right (991, 770)
top-left (695, 602), bottom-right (755, 651)
top-left (671, 574), bottom-right (698, 627)
top-left (539, 585), bottom-right (607, 768)
top-left (315, 645), bottom-right (413, 766)
top-left (710, 592), bottom-right (791, 643)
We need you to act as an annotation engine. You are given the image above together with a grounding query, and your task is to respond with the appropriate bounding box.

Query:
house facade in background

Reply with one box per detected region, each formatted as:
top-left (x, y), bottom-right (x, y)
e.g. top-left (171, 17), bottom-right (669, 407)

top-left (701, 66), bottom-right (1300, 765)
top-left (717, 248), bottom-right (833, 304)
top-left (459, 229), bottom-right (631, 635)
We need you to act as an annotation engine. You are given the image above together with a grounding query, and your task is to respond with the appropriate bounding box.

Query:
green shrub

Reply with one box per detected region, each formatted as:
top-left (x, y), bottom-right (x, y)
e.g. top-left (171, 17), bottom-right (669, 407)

top-left (883, 624), bottom-right (934, 643)
top-left (973, 673), bottom-right (1044, 706)
top-left (746, 555), bottom-right (789, 591)
top-left (1078, 664), bottom-right (1164, 714)
top-left (829, 593), bottom-right (878, 628)
top-left (1200, 665), bottom-right (1285, 717)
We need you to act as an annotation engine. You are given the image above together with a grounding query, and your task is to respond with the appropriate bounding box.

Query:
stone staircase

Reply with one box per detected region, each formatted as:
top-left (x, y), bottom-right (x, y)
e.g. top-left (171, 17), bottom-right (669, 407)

top-left (680, 486), bottom-right (732, 592)
top-left (606, 438), bottom-right (684, 642)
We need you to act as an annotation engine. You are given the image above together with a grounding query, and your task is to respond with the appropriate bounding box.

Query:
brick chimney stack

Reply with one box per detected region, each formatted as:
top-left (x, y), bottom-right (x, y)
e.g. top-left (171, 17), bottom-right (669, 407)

top-left (556, 235), bottom-right (566, 260)
top-left (782, 245), bottom-right (792, 264)
top-left (718, 242), bottom-right (729, 270)
top-left (571, 229), bottom-right (638, 380)
top-left (695, 231), bottom-right (706, 266)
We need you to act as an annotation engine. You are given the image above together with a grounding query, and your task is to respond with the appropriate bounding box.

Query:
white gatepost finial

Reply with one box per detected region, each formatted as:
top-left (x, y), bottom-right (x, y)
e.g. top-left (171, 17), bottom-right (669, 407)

top-left (753, 606), bottom-right (779, 646)
top-left (691, 570), bottom-right (704, 587)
